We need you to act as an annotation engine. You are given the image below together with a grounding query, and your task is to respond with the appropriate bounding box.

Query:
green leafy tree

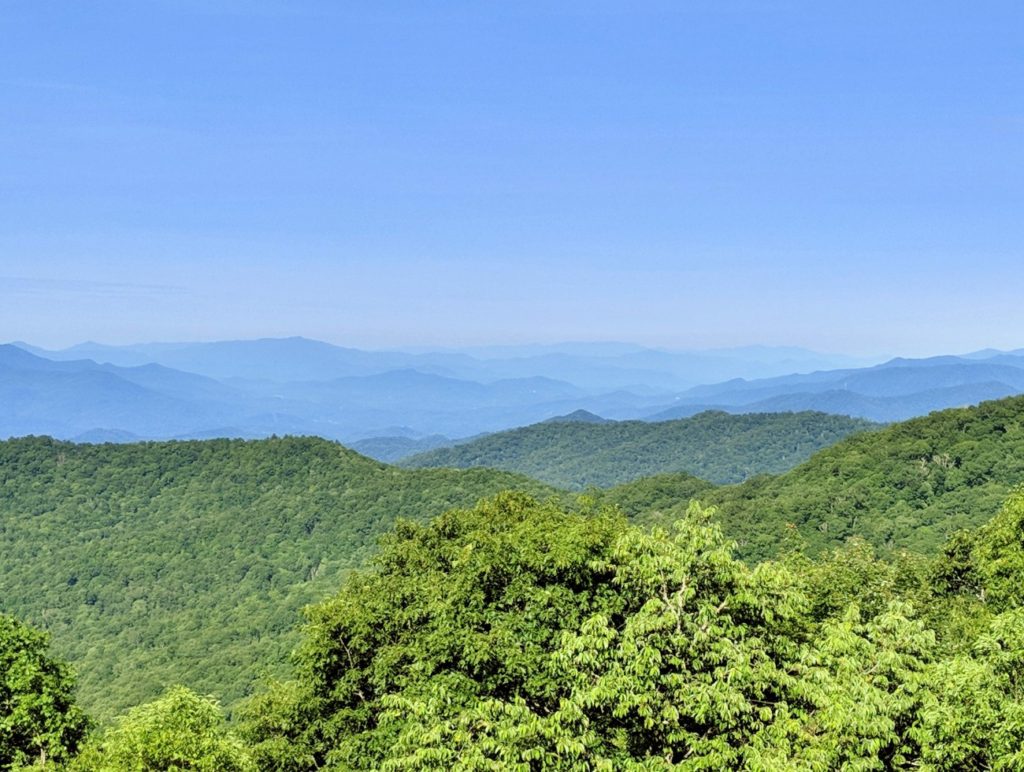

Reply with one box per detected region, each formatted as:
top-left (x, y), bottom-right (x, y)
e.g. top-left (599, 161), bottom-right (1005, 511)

top-left (0, 614), bottom-right (88, 770)
top-left (912, 609), bottom-right (1024, 769)
top-left (243, 492), bottom-right (630, 769)
top-left (73, 686), bottom-right (253, 771)
top-left (971, 487), bottom-right (1024, 610)
top-left (246, 490), bottom-right (1024, 769)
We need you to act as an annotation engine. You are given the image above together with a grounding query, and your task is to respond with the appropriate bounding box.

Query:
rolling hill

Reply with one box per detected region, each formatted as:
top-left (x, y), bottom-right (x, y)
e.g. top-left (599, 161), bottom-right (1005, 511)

top-left (6, 394), bottom-right (1024, 726)
top-left (609, 394), bottom-right (1024, 562)
top-left (0, 436), bottom-right (555, 719)
top-left (401, 411), bottom-right (876, 488)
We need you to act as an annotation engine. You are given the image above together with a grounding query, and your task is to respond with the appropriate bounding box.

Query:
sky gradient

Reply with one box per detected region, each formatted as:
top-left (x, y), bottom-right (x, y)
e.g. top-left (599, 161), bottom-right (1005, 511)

top-left (2, 1), bottom-right (1022, 355)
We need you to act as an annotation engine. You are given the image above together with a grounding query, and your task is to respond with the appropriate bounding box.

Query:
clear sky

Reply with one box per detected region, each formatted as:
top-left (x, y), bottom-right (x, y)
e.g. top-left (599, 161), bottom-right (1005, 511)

top-left (2, 1), bottom-right (1021, 355)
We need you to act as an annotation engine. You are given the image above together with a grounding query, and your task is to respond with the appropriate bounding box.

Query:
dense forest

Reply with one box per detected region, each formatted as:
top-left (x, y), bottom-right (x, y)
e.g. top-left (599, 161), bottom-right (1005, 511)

top-left (605, 395), bottom-right (1024, 562)
top-left (4, 396), bottom-right (1024, 768)
top-left (402, 411), bottom-right (876, 488)
top-left (6, 489), bottom-right (1024, 769)
top-left (0, 437), bottom-right (554, 719)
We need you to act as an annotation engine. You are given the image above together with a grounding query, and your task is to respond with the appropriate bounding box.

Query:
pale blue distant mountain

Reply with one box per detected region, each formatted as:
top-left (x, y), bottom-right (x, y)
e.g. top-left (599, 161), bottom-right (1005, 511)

top-left (644, 355), bottom-right (1024, 423)
top-left (0, 343), bottom-right (654, 440)
top-left (0, 345), bottom-right (248, 439)
top-left (7, 339), bottom-right (1024, 442)
top-left (16, 338), bottom-right (880, 392)
top-left (267, 370), bottom-right (587, 410)
top-left (70, 428), bottom-right (144, 443)
top-left (16, 338), bottom-right (465, 382)
top-left (348, 434), bottom-right (454, 463)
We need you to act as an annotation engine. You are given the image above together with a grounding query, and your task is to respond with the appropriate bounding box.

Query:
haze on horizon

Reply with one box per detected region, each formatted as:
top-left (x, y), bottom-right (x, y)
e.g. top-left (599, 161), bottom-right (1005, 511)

top-left (2, 2), bottom-right (1022, 358)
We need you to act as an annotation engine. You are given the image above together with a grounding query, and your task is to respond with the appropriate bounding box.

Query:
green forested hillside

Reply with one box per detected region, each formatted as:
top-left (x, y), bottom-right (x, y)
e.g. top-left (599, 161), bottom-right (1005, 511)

top-left (402, 410), bottom-right (876, 488)
top-left (606, 395), bottom-right (1024, 562)
top-left (12, 490), bottom-right (1024, 770)
top-left (5, 395), bottom-right (1024, 759)
top-left (0, 436), bottom-right (555, 720)
top-left (6, 448), bottom-right (1024, 767)
top-left (237, 492), bottom-right (1024, 770)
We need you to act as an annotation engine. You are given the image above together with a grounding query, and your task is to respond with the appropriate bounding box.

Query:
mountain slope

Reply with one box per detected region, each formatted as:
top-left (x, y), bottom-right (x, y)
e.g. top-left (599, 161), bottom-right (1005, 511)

top-left (0, 436), bottom-right (555, 719)
top-left (0, 344), bottom-right (264, 439)
top-left (645, 355), bottom-right (1024, 422)
top-left (608, 394), bottom-right (1024, 562)
top-left (402, 411), bottom-right (876, 488)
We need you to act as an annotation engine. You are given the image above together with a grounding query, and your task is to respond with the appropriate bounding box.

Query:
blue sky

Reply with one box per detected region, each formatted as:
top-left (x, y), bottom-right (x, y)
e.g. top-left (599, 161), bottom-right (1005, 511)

top-left (2, 1), bottom-right (1021, 355)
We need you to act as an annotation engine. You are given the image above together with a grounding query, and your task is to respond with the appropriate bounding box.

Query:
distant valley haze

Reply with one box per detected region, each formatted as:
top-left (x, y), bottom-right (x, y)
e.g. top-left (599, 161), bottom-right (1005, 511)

top-left (4, 336), bottom-right (1024, 452)
top-left (2, 1), bottom-right (1021, 454)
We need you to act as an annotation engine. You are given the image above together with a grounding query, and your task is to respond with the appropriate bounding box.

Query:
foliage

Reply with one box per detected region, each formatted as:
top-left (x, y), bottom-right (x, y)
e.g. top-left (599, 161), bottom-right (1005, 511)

top-left (402, 411), bottom-right (875, 488)
top-left (970, 486), bottom-right (1024, 610)
top-left (595, 472), bottom-right (716, 530)
top-left (7, 397), bottom-right (1024, 769)
top-left (242, 491), bottom-right (1024, 770)
top-left (242, 492), bottom-right (629, 769)
top-left (71, 686), bottom-right (253, 771)
top-left (607, 395), bottom-right (1024, 561)
top-left (0, 614), bottom-right (88, 770)
top-left (0, 435), bottom-right (555, 719)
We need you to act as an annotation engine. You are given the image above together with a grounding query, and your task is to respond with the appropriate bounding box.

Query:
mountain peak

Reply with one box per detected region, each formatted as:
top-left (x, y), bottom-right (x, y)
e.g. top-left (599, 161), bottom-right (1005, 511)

top-left (542, 409), bottom-right (610, 424)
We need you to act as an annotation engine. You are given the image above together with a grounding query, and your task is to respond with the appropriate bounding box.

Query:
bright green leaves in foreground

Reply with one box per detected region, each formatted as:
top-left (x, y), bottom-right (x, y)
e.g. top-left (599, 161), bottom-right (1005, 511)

top-left (0, 614), bottom-right (88, 770)
top-left (912, 610), bottom-right (1024, 769)
top-left (245, 493), bottom-right (629, 769)
top-left (544, 507), bottom-right (806, 768)
top-left (72, 687), bottom-right (253, 771)
top-left (9, 490), bottom-right (1024, 768)
top-left (241, 491), bottom-right (1024, 770)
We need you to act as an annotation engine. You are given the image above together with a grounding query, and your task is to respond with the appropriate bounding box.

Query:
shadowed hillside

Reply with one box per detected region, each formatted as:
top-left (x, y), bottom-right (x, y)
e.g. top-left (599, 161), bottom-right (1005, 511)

top-left (402, 410), bottom-right (876, 488)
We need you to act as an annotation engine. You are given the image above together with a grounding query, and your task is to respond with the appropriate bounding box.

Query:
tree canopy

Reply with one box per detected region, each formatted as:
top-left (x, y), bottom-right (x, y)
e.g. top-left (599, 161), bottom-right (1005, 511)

top-left (240, 491), bottom-right (1024, 770)
top-left (606, 395), bottom-right (1024, 561)
top-left (0, 614), bottom-right (88, 770)
top-left (71, 687), bottom-right (253, 772)
top-left (0, 435), bottom-right (554, 719)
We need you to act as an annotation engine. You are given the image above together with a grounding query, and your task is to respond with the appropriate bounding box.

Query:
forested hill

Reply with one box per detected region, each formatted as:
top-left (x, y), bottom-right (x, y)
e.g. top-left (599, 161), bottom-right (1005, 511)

top-left (401, 410), bottom-right (876, 488)
top-left (606, 394), bottom-right (1024, 562)
top-left (0, 436), bottom-right (555, 719)
top-left (4, 398), bottom-right (1022, 727)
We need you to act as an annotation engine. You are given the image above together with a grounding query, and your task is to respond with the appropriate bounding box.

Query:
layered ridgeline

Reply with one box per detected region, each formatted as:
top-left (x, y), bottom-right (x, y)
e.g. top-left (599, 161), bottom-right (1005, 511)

top-left (0, 436), bottom-right (554, 720)
top-left (606, 394), bottom-right (1024, 562)
top-left (402, 410), bottom-right (876, 488)
top-left (4, 396), bottom-right (1024, 728)
top-left (641, 353), bottom-right (1024, 422)
top-left (12, 337), bottom-right (1024, 443)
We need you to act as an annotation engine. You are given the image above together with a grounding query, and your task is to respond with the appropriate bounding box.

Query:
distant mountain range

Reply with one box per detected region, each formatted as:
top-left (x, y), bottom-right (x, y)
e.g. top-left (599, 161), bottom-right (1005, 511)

top-left (642, 355), bottom-right (1024, 423)
top-left (3, 338), bottom-right (1023, 442)
top-left (15, 338), bottom-right (872, 390)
